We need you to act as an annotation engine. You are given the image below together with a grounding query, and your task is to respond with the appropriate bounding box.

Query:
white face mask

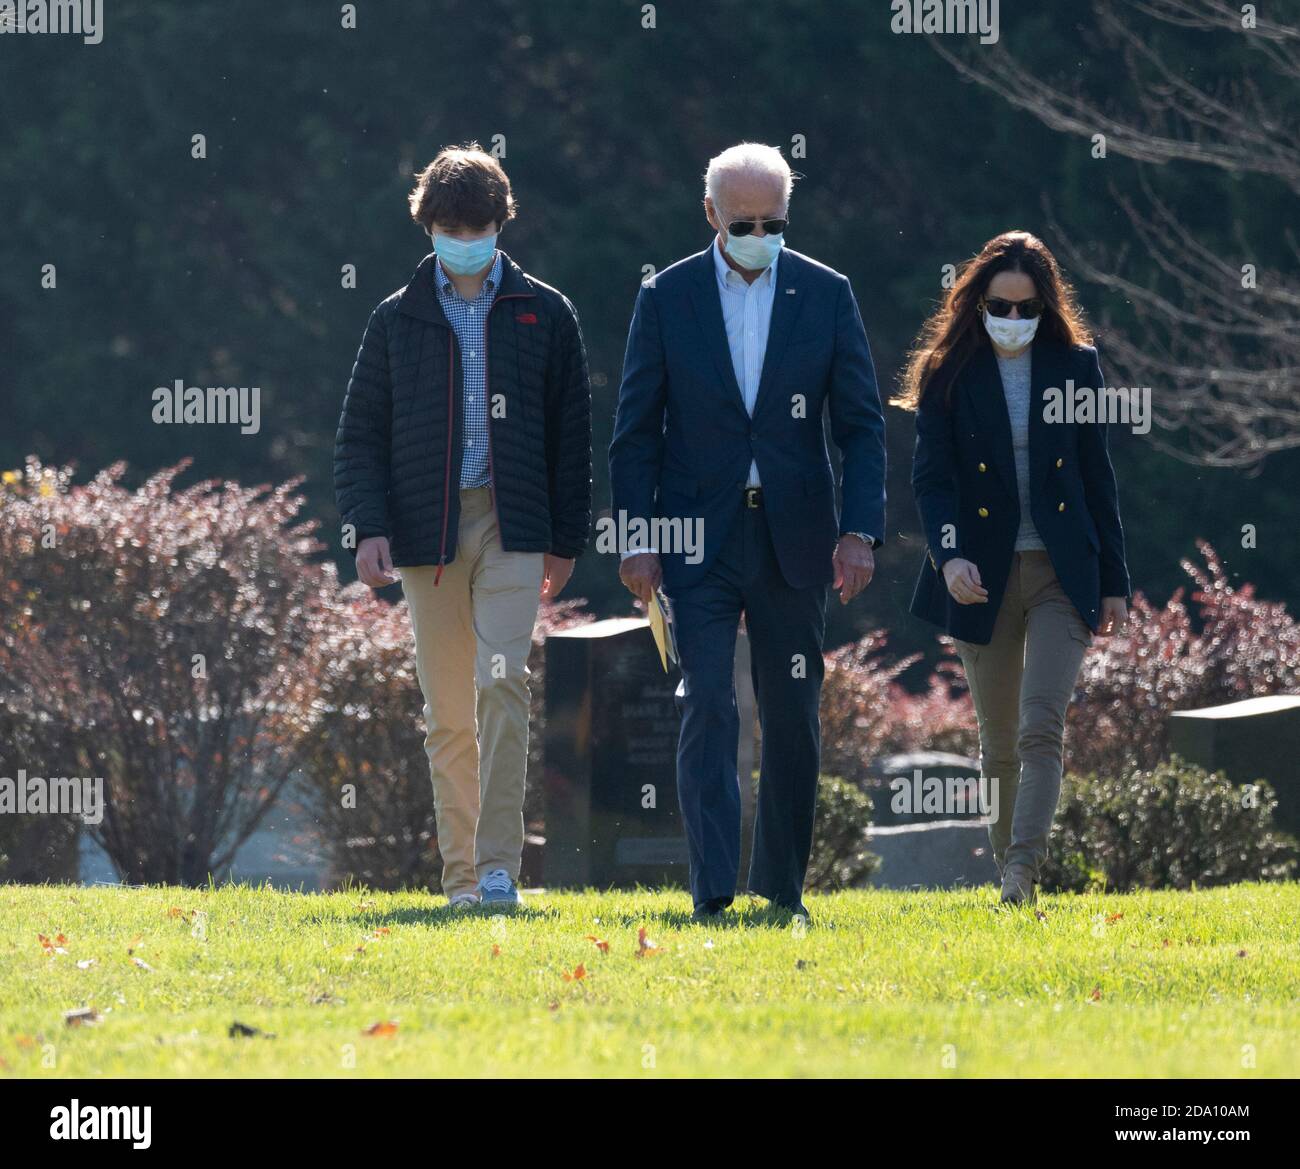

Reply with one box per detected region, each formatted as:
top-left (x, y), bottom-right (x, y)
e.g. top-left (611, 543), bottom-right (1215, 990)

top-left (983, 309), bottom-right (1039, 350)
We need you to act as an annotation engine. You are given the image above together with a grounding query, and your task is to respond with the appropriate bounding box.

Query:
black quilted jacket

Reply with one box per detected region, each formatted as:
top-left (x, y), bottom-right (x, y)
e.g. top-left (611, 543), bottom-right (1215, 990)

top-left (334, 251), bottom-right (592, 569)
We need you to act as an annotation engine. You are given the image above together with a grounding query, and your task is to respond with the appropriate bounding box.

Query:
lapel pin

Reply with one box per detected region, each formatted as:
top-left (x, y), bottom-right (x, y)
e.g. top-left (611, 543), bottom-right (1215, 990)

top-left (785, 288), bottom-right (796, 295)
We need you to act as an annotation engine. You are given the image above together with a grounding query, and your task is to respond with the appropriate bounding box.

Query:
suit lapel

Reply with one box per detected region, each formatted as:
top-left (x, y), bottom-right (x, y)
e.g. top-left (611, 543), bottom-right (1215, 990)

top-left (753, 249), bottom-right (806, 417)
top-left (687, 248), bottom-right (747, 414)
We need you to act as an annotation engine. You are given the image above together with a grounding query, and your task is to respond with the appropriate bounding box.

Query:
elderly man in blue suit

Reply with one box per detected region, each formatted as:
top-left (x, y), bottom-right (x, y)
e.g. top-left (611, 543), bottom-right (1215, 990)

top-left (609, 143), bottom-right (887, 920)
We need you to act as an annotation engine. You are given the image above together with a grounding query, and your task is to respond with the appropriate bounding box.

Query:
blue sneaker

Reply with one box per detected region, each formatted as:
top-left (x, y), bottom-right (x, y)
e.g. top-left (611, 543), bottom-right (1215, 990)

top-left (478, 868), bottom-right (522, 907)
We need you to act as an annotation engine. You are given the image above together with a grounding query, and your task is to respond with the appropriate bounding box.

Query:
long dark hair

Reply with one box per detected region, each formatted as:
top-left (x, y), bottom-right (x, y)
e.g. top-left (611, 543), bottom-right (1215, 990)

top-left (893, 231), bottom-right (1092, 411)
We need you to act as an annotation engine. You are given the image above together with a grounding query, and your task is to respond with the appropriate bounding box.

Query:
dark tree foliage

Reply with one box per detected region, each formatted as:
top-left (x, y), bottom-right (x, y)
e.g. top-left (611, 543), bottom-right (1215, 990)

top-left (2, 1), bottom-right (1294, 663)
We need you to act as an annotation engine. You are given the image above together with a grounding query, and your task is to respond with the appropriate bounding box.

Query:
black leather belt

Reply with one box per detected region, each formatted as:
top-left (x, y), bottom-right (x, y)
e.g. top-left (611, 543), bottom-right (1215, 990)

top-left (743, 486), bottom-right (764, 509)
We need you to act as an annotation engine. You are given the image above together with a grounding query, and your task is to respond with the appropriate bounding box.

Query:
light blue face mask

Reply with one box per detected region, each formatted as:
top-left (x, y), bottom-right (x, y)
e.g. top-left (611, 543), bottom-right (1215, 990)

top-left (724, 227), bottom-right (784, 271)
top-left (432, 230), bottom-right (499, 276)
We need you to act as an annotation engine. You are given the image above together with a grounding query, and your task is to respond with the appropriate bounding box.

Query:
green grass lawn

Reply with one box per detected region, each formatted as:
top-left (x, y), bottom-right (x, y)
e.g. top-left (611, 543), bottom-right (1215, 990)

top-left (2, 882), bottom-right (1297, 1078)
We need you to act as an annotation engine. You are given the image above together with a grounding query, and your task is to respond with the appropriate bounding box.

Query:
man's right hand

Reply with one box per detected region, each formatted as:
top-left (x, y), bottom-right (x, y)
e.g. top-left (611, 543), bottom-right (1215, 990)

top-left (942, 557), bottom-right (988, 605)
top-left (619, 552), bottom-right (662, 606)
top-left (356, 536), bottom-right (396, 589)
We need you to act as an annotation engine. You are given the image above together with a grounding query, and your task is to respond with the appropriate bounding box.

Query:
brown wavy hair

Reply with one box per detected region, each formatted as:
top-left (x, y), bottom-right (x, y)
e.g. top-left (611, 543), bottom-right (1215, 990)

top-left (408, 142), bottom-right (517, 232)
top-left (892, 230), bottom-right (1092, 411)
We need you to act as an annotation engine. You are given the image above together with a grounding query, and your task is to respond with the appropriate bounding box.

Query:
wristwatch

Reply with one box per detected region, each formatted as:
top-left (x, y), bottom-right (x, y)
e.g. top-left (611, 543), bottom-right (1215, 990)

top-left (842, 532), bottom-right (875, 546)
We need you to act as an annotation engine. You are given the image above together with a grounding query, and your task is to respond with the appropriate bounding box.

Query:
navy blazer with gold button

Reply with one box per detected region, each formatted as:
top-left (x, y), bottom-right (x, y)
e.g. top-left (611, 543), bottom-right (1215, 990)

top-left (909, 337), bottom-right (1130, 645)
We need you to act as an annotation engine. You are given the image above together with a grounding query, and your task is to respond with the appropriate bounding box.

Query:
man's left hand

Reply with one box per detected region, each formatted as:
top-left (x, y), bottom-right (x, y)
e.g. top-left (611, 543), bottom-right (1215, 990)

top-left (541, 554), bottom-right (575, 601)
top-left (832, 535), bottom-right (874, 605)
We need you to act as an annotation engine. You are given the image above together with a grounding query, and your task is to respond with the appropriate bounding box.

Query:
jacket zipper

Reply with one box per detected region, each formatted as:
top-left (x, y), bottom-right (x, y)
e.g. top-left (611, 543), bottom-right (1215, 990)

top-left (483, 292), bottom-right (532, 542)
top-left (435, 331), bottom-right (455, 585)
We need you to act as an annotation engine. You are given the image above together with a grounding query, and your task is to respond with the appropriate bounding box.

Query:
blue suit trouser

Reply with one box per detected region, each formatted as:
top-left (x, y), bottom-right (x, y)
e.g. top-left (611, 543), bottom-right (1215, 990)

top-left (665, 505), bottom-right (827, 910)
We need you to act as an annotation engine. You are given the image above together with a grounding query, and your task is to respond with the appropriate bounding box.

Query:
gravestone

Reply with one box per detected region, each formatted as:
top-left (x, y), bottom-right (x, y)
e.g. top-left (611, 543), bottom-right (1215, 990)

top-left (543, 617), bottom-right (756, 889)
top-left (867, 819), bottom-right (998, 889)
top-left (1168, 694), bottom-right (1300, 835)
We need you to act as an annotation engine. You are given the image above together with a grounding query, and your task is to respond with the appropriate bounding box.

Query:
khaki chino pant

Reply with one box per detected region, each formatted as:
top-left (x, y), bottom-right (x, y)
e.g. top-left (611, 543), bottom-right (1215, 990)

top-left (953, 550), bottom-right (1092, 879)
top-left (401, 487), bottom-right (543, 899)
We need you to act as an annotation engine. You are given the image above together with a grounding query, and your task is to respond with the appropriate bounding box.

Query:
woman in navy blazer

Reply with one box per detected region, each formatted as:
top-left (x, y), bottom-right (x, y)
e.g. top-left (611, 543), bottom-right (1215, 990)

top-left (896, 231), bottom-right (1130, 905)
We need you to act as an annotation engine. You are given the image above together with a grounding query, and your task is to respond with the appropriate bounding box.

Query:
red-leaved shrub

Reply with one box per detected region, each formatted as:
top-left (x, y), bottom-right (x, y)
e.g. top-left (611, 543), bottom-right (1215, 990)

top-left (1068, 541), bottom-right (1300, 777)
top-left (0, 459), bottom-right (325, 885)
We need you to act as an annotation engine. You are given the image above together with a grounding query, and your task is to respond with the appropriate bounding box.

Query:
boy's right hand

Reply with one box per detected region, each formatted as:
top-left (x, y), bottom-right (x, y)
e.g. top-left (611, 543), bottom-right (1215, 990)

top-left (357, 536), bottom-right (396, 588)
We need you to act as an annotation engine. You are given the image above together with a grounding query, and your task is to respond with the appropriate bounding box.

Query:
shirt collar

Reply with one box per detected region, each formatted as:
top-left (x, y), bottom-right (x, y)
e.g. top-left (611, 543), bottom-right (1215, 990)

top-left (435, 250), bottom-right (503, 299)
top-left (713, 237), bottom-right (776, 291)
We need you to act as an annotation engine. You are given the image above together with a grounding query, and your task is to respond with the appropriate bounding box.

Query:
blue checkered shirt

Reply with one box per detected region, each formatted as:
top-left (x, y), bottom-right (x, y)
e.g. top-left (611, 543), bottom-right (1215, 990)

top-left (435, 252), bottom-right (502, 488)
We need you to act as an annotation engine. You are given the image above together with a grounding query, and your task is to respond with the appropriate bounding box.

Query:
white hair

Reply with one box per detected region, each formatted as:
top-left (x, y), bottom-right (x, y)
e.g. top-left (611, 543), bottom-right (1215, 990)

top-left (704, 143), bottom-right (794, 212)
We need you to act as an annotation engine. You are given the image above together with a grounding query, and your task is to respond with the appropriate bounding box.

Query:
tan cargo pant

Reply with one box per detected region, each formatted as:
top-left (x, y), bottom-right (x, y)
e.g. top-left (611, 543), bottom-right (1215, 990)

top-left (953, 550), bottom-right (1092, 879)
top-left (400, 487), bottom-right (544, 899)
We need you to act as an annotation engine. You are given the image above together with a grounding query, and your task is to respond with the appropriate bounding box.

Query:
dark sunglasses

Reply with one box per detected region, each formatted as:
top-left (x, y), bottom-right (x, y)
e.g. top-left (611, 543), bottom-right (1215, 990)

top-left (727, 218), bottom-right (788, 237)
top-left (982, 296), bottom-right (1045, 319)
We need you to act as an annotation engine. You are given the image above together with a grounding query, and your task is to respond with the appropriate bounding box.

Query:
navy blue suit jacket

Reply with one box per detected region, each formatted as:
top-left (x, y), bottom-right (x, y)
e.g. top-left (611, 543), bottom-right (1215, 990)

top-left (609, 246), bottom-right (887, 591)
top-left (909, 338), bottom-right (1131, 645)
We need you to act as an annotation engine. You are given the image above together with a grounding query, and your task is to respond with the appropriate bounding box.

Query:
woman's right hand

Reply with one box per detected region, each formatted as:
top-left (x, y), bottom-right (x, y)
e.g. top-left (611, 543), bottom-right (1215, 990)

top-left (943, 557), bottom-right (989, 605)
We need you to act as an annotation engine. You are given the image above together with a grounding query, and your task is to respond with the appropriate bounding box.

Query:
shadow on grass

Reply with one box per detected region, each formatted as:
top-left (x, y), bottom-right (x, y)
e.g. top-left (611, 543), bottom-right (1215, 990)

top-left (615, 898), bottom-right (815, 931)
top-left (349, 903), bottom-right (563, 930)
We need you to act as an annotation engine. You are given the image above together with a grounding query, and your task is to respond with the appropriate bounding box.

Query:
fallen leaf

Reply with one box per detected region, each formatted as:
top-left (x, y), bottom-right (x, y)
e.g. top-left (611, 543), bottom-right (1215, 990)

top-left (584, 935), bottom-right (610, 953)
top-left (1237, 949), bottom-right (1249, 958)
top-left (363, 1020), bottom-right (398, 1038)
top-left (635, 926), bottom-right (659, 958)
top-left (562, 963), bottom-right (587, 982)
top-left (373, 927), bottom-right (390, 937)
top-left (1105, 912), bottom-right (1124, 925)
top-left (490, 944), bottom-right (501, 957)
top-left (1089, 986), bottom-right (1103, 1002)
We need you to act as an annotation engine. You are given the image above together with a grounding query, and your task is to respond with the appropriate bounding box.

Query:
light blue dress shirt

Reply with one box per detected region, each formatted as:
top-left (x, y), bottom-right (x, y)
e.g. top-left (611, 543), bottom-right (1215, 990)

top-left (434, 251), bottom-right (503, 488)
top-left (712, 238), bottom-right (777, 488)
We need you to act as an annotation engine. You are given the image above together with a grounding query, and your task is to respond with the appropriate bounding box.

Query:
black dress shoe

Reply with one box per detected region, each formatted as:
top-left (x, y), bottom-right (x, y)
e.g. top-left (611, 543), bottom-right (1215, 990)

top-left (691, 896), bottom-right (731, 920)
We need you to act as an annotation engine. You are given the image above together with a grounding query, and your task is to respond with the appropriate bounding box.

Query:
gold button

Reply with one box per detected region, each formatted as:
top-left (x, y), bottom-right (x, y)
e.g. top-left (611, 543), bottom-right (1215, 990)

top-left (1058, 502), bottom-right (1066, 512)
top-left (978, 462), bottom-right (987, 473)
top-left (1056, 458), bottom-right (1064, 469)
top-left (978, 507), bottom-right (989, 518)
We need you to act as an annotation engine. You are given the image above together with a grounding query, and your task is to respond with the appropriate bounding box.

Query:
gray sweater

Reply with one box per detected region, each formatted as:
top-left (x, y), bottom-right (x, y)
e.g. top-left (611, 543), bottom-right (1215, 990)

top-left (996, 350), bottom-right (1046, 551)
